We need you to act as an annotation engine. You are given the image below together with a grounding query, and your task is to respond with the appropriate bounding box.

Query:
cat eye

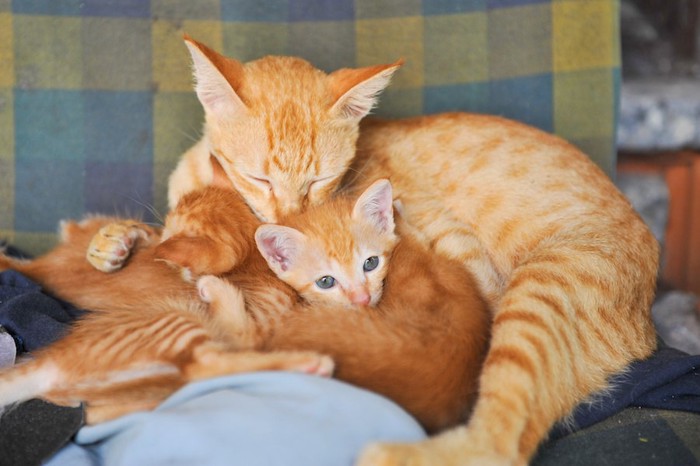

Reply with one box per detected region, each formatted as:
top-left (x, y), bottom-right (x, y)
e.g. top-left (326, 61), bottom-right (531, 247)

top-left (247, 174), bottom-right (273, 192)
top-left (308, 174), bottom-right (336, 193)
top-left (310, 174), bottom-right (335, 187)
top-left (363, 256), bottom-right (379, 272)
top-left (315, 275), bottom-right (336, 289)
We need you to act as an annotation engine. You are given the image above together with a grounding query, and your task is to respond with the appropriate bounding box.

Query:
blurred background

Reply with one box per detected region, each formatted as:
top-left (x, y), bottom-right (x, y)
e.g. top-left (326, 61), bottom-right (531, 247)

top-left (617, 0), bottom-right (700, 354)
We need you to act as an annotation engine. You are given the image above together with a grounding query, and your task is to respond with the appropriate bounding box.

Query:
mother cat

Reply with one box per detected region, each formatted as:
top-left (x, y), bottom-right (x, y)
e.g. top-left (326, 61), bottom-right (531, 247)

top-left (92, 36), bottom-right (659, 466)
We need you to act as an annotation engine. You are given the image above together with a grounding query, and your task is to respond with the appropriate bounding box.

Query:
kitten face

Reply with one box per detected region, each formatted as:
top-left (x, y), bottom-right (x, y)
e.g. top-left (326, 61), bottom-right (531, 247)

top-left (184, 36), bottom-right (402, 222)
top-left (256, 179), bottom-right (398, 308)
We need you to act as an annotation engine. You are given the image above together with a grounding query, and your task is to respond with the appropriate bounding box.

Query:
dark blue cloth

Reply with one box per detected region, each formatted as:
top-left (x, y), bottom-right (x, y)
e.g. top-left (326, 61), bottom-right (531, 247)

top-left (0, 270), bottom-right (84, 354)
top-left (0, 246), bottom-right (86, 466)
top-left (551, 338), bottom-right (700, 438)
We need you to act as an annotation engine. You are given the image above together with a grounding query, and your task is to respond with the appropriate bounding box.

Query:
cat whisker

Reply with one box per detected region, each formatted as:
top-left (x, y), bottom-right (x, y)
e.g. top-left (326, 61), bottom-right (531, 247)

top-left (178, 125), bottom-right (203, 144)
top-left (124, 195), bottom-right (165, 225)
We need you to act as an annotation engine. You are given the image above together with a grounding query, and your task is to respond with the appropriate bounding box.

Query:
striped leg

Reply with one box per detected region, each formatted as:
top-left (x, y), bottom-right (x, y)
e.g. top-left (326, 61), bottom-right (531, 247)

top-left (398, 198), bottom-right (503, 307)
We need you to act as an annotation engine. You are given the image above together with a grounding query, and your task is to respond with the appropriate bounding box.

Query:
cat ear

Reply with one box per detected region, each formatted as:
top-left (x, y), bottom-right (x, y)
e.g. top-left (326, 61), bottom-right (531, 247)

top-left (255, 225), bottom-right (307, 274)
top-left (183, 34), bottom-right (248, 119)
top-left (329, 59), bottom-right (403, 119)
top-left (353, 179), bottom-right (395, 234)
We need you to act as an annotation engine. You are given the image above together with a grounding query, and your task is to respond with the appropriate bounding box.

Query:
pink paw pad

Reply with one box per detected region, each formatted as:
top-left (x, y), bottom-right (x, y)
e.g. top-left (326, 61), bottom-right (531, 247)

top-left (301, 355), bottom-right (335, 377)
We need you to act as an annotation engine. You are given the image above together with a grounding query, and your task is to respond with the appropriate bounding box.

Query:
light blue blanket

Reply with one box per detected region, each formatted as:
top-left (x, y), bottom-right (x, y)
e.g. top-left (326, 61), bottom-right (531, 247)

top-left (46, 372), bottom-right (426, 466)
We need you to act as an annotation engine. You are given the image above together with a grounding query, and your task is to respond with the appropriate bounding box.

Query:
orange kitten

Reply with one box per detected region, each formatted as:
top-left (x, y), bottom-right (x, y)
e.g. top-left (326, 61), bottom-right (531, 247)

top-left (0, 218), bottom-right (332, 425)
top-left (136, 38), bottom-right (658, 465)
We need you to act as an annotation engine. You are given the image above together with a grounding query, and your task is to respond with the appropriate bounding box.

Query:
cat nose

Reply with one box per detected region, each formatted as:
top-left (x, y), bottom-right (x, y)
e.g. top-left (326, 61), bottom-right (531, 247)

top-left (349, 288), bottom-right (371, 306)
top-left (274, 192), bottom-right (303, 217)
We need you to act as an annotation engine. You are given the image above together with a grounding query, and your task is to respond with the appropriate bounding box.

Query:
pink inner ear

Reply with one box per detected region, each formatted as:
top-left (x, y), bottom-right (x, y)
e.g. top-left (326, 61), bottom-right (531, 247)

top-left (361, 181), bottom-right (394, 233)
top-left (329, 60), bottom-right (402, 119)
top-left (261, 236), bottom-right (290, 272)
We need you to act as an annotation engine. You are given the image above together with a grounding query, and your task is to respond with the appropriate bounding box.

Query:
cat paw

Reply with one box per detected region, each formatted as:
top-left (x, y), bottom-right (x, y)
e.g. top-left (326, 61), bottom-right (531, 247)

top-left (356, 433), bottom-right (513, 466)
top-left (86, 221), bottom-right (156, 272)
top-left (284, 352), bottom-right (335, 378)
top-left (197, 275), bottom-right (241, 307)
top-left (357, 442), bottom-right (439, 466)
top-left (301, 354), bottom-right (335, 377)
top-left (196, 275), bottom-right (220, 303)
top-left (196, 275), bottom-right (255, 345)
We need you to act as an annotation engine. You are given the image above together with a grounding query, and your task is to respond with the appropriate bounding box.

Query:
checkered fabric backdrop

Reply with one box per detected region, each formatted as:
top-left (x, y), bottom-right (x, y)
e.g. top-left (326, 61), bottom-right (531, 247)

top-left (0, 0), bottom-right (620, 254)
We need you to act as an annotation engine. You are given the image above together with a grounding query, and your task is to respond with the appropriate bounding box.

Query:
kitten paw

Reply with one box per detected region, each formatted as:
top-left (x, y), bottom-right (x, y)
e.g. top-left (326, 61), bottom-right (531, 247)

top-left (196, 275), bottom-right (218, 303)
top-left (196, 275), bottom-right (256, 346)
top-left (299, 354), bottom-right (335, 377)
top-left (283, 352), bottom-right (335, 377)
top-left (86, 221), bottom-right (156, 272)
top-left (196, 275), bottom-right (238, 305)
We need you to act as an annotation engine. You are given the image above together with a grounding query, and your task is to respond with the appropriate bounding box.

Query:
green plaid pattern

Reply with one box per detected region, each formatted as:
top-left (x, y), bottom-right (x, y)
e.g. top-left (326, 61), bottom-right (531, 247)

top-left (0, 0), bottom-right (620, 254)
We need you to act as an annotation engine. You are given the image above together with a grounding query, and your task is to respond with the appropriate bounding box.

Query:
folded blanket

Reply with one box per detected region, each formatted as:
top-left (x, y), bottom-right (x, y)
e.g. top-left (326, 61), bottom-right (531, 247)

top-left (46, 373), bottom-right (426, 466)
top-left (0, 258), bottom-right (699, 464)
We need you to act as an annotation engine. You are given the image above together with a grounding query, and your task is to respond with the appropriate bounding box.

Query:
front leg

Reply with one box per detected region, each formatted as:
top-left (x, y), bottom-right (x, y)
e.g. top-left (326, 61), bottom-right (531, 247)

top-left (86, 221), bottom-right (160, 272)
top-left (357, 426), bottom-right (517, 466)
top-left (397, 196), bottom-right (503, 307)
top-left (197, 275), bottom-right (261, 349)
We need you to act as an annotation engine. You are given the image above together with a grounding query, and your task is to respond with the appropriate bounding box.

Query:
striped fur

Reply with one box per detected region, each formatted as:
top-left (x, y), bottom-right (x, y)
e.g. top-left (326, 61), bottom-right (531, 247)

top-left (2, 185), bottom-right (489, 433)
top-left (0, 217), bottom-right (333, 425)
top-left (153, 38), bottom-right (659, 465)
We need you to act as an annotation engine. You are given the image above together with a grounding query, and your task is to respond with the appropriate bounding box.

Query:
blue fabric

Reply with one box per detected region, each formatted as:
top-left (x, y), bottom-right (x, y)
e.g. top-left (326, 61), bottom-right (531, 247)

top-left (0, 270), bottom-right (84, 353)
top-left (46, 373), bottom-right (426, 466)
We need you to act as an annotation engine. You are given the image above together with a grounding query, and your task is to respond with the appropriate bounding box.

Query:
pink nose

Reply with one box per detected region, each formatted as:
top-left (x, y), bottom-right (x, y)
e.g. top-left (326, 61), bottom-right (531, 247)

top-left (349, 289), bottom-right (371, 306)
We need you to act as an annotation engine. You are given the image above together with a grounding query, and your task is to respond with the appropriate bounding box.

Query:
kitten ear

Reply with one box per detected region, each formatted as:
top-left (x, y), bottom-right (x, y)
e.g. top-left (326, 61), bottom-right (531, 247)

top-left (329, 59), bottom-right (403, 119)
top-left (155, 236), bottom-right (237, 276)
top-left (353, 179), bottom-right (395, 234)
top-left (255, 225), bottom-right (307, 274)
top-left (183, 34), bottom-right (248, 119)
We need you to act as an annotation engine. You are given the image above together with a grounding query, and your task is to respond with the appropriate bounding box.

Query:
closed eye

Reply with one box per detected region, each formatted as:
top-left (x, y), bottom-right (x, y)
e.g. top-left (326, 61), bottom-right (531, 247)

top-left (309, 174), bottom-right (337, 191)
top-left (246, 174), bottom-right (272, 192)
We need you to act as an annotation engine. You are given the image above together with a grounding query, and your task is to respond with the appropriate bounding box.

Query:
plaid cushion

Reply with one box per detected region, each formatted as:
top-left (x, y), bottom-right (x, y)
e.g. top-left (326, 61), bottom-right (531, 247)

top-left (0, 0), bottom-right (620, 255)
top-left (534, 408), bottom-right (700, 465)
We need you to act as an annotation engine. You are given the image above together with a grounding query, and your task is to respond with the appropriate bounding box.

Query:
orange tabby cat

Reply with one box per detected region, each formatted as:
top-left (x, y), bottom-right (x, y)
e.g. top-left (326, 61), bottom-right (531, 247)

top-left (1, 182), bottom-right (489, 433)
top-left (89, 37), bottom-right (659, 465)
top-left (0, 218), bottom-right (333, 425)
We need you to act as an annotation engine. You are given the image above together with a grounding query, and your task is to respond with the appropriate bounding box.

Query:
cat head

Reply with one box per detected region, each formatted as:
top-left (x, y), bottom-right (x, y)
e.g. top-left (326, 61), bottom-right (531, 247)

top-left (255, 179), bottom-right (397, 308)
top-left (184, 35), bottom-right (402, 222)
